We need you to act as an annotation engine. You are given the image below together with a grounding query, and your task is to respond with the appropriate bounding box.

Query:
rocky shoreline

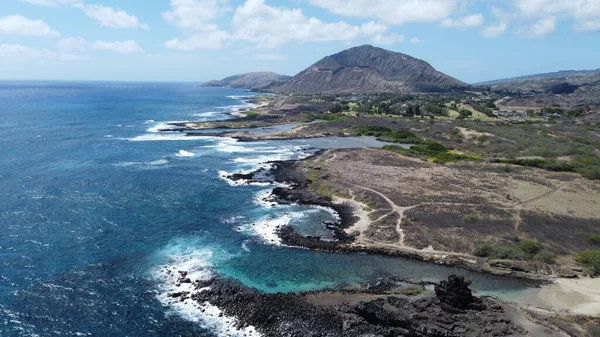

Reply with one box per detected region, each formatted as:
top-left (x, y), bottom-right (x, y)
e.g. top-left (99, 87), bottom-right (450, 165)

top-left (168, 272), bottom-right (533, 337)
top-left (228, 157), bottom-right (554, 287)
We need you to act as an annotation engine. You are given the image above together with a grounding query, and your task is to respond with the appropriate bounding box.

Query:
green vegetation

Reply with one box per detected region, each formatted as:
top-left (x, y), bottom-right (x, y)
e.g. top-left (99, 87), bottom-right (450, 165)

top-left (519, 239), bottom-right (541, 255)
top-left (383, 141), bottom-right (482, 164)
top-left (534, 251), bottom-right (557, 264)
top-left (494, 246), bottom-right (526, 260)
top-left (397, 286), bottom-right (425, 296)
top-left (304, 113), bottom-right (351, 123)
top-left (473, 243), bottom-right (493, 257)
top-left (462, 215), bottom-right (479, 223)
top-left (352, 126), bottom-right (427, 144)
top-left (458, 109), bottom-right (472, 119)
top-left (491, 157), bottom-right (600, 180)
top-left (588, 235), bottom-right (600, 245)
top-left (244, 110), bottom-right (259, 117)
top-left (471, 103), bottom-right (495, 117)
top-left (472, 239), bottom-right (555, 264)
top-left (576, 250), bottom-right (600, 276)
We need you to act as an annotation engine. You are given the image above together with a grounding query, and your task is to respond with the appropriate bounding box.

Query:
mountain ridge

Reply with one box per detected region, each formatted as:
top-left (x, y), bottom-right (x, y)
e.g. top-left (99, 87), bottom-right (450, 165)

top-left (476, 69), bottom-right (600, 86)
top-left (270, 45), bottom-right (466, 94)
top-left (203, 72), bottom-right (291, 90)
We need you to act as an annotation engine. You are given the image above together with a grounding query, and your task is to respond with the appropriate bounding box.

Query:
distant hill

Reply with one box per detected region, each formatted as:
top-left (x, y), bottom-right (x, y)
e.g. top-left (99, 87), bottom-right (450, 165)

top-left (476, 69), bottom-right (600, 86)
top-left (203, 72), bottom-right (291, 90)
top-left (270, 45), bottom-right (466, 94)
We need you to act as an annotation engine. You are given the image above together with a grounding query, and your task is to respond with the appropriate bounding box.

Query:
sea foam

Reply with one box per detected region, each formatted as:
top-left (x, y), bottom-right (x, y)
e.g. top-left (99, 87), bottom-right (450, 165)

top-left (176, 150), bottom-right (195, 157)
top-left (154, 241), bottom-right (261, 337)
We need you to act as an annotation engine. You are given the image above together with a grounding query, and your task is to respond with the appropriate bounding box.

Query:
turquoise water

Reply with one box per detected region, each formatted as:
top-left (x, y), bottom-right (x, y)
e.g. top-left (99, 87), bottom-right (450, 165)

top-left (0, 81), bottom-right (533, 336)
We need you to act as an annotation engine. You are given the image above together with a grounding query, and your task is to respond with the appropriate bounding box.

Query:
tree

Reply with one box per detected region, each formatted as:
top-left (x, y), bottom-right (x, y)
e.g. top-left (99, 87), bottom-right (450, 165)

top-left (458, 109), bottom-right (472, 119)
top-left (414, 104), bottom-right (421, 115)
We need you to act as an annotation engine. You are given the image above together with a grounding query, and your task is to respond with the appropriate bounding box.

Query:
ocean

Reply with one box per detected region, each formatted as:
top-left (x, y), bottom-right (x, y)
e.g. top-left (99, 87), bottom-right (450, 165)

top-left (0, 81), bottom-right (532, 336)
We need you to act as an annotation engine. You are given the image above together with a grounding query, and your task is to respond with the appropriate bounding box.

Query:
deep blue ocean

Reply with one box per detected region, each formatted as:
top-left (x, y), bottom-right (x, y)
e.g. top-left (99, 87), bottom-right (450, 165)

top-left (0, 82), bottom-right (534, 336)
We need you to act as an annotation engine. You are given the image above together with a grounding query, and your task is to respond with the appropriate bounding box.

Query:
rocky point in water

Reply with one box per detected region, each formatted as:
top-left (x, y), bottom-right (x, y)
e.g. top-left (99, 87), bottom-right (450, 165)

top-left (168, 274), bottom-right (525, 337)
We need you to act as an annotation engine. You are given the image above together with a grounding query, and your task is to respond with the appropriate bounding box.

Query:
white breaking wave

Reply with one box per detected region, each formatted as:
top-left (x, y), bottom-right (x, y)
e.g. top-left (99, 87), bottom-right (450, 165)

top-left (146, 121), bottom-right (188, 133)
top-left (115, 159), bottom-right (169, 168)
top-left (153, 242), bottom-right (262, 337)
top-left (236, 213), bottom-right (292, 245)
top-left (176, 150), bottom-right (195, 157)
top-left (190, 111), bottom-right (222, 117)
top-left (253, 189), bottom-right (278, 208)
top-left (125, 134), bottom-right (221, 142)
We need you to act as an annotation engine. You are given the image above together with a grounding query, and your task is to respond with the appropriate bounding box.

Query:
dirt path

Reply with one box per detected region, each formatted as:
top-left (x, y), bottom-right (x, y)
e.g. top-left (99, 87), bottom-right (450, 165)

top-left (516, 182), bottom-right (570, 207)
top-left (353, 185), bottom-right (410, 246)
top-left (345, 181), bottom-right (574, 256)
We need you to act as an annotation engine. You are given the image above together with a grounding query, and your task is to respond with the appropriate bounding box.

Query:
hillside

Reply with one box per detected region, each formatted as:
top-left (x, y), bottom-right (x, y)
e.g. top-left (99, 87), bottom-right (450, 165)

top-left (477, 69), bottom-right (600, 114)
top-left (204, 72), bottom-right (291, 90)
top-left (476, 69), bottom-right (600, 86)
top-left (270, 45), bottom-right (466, 94)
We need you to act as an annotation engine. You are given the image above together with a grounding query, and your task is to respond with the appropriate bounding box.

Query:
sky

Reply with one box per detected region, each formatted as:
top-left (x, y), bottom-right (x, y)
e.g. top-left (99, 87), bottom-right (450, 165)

top-left (1, 0), bottom-right (599, 83)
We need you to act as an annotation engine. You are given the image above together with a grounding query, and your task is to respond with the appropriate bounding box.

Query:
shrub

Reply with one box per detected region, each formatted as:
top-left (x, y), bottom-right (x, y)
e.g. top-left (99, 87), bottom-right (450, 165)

top-left (463, 215), bottom-right (479, 223)
top-left (576, 250), bottom-right (600, 276)
top-left (519, 239), bottom-right (541, 255)
top-left (495, 246), bottom-right (525, 260)
top-left (534, 251), bottom-right (556, 264)
top-left (473, 243), bottom-right (493, 257)
top-left (588, 235), bottom-right (600, 245)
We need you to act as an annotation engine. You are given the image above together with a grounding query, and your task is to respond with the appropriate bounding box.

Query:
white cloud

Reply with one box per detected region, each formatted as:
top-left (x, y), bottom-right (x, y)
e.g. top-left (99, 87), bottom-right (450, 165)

top-left (0, 43), bottom-right (84, 61)
top-left (440, 14), bottom-right (484, 29)
top-left (165, 31), bottom-right (230, 50)
top-left (514, 0), bottom-right (600, 32)
top-left (231, 0), bottom-right (403, 48)
top-left (163, 0), bottom-right (231, 50)
top-left (58, 37), bottom-right (144, 54)
top-left (20, 0), bottom-right (80, 6)
top-left (164, 0), bottom-right (406, 50)
top-left (410, 37), bottom-right (422, 44)
top-left (57, 53), bottom-right (87, 61)
top-left (307, 0), bottom-right (463, 25)
top-left (481, 22), bottom-right (508, 38)
top-left (518, 16), bottom-right (556, 38)
top-left (371, 33), bottom-right (405, 45)
top-left (252, 53), bottom-right (288, 61)
top-left (162, 0), bottom-right (229, 31)
top-left (91, 40), bottom-right (143, 54)
top-left (76, 4), bottom-right (149, 29)
top-left (0, 15), bottom-right (60, 36)
top-left (57, 36), bottom-right (87, 51)
top-left (480, 7), bottom-right (510, 38)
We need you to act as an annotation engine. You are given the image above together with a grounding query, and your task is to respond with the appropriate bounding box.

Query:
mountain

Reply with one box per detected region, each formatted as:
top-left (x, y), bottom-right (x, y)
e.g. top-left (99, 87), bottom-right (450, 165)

top-left (476, 69), bottom-right (600, 86)
top-left (270, 45), bottom-right (466, 94)
top-left (204, 72), bottom-right (292, 90)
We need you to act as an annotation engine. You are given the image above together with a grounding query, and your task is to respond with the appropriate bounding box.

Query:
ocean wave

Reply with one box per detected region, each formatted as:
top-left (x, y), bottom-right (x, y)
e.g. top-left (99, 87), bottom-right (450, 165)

top-left (125, 134), bottom-right (220, 142)
top-left (190, 111), bottom-right (222, 117)
top-left (218, 169), bottom-right (273, 187)
top-left (237, 213), bottom-right (292, 245)
top-left (146, 121), bottom-right (188, 133)
top-left (153, 240), bottom-right (262, 337)
top-left (114, 159), bottom-right (169, 169)
top-left (176, 150), bottom-right (195, 157)
top-left (253, 189), bottom-right (278, 208)
top-left (215, 138), bottom-right (256, 153)
top-left (226, 95), bottom-right (252, 100)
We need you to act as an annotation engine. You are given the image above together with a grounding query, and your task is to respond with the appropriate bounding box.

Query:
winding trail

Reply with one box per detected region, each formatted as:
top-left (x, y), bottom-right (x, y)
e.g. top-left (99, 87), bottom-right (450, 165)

top-left (337, 180), bottom-right (572, 258)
